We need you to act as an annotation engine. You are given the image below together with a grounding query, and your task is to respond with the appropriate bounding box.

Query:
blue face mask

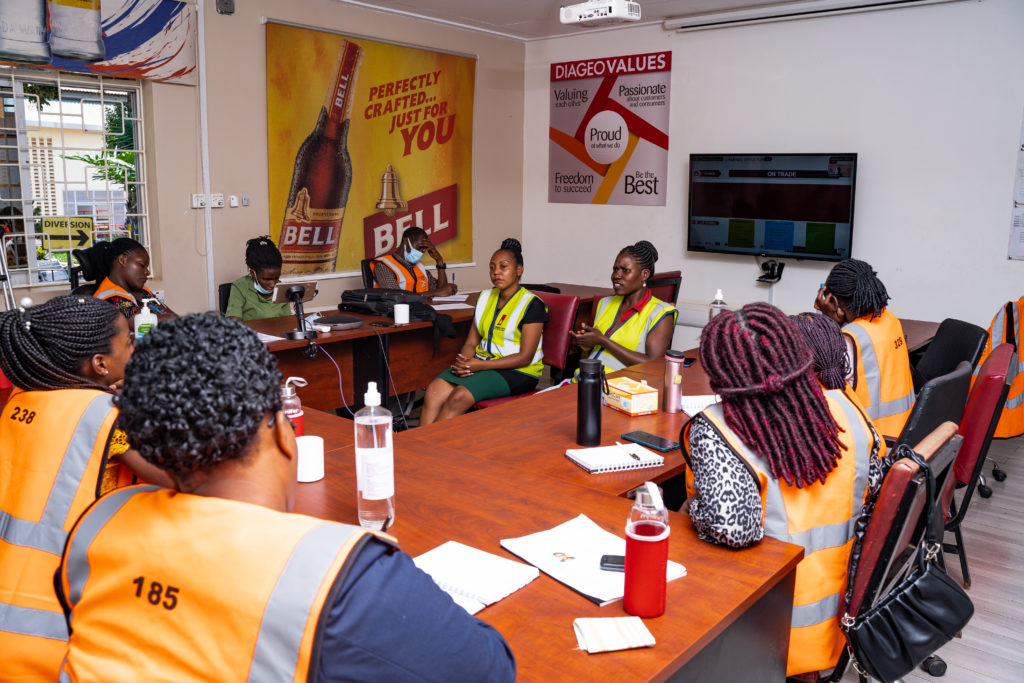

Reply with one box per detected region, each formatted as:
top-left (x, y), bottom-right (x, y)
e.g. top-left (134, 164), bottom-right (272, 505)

top-left (404, 243), bottom-right (425, 265)
top-left (251, 271), bottom-right (272, 296)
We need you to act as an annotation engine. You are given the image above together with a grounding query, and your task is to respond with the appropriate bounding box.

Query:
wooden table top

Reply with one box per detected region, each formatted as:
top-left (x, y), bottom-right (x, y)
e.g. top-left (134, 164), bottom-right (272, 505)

top-left (293, 407), bottom-right (803, 682)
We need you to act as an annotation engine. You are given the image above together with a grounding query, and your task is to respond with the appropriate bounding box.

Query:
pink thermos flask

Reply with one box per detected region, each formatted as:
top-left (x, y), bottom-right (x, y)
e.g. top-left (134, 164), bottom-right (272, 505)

top-left (624, 482), bottom-right (670, 618)
top-left (662, 350), bottom-right (685, 413)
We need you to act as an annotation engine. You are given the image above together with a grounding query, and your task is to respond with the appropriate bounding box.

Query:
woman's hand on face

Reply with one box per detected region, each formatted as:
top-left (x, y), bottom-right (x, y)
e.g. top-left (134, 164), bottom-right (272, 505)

top-left (571, 323), bottom-right (602, 349)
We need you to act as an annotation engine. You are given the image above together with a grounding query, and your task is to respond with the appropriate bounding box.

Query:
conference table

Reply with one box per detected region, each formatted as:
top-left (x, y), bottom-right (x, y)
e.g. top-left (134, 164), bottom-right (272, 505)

top-left (295, 387), bottom-right (802, 681)
top-left (249, 287), bottom-right (938, 415)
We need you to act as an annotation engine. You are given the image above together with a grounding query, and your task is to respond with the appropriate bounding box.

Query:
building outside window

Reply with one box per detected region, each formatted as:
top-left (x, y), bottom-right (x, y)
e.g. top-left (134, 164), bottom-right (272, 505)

top-left (0, 68), bottom-right (147, 288)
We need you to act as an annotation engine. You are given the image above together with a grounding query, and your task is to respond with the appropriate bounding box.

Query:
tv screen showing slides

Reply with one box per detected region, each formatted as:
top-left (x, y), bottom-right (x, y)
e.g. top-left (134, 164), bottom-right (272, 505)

top-left (687, 154), bottom-right (856, 262)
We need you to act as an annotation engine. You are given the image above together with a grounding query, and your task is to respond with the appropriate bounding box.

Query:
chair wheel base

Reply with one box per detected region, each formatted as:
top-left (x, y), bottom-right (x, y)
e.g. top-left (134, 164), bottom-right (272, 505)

top-left (992, 468), bottom-right (1007, 482)
top-left (978, 484), bottom-right (993, 498)
top-left (921, 655), bottom-right (947, 677)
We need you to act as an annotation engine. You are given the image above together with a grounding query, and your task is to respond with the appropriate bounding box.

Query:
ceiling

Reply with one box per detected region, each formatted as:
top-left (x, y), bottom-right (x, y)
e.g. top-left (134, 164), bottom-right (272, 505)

top-left (332, 0), bottom-right (796, 40)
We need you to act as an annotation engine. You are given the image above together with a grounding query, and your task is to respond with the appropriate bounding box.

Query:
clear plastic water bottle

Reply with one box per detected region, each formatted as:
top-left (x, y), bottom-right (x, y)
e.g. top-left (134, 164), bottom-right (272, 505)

top-left (281, 376), bottom-right (307, 437)
top-left (708, 289), bottom-right (728, 323)
top-left (353, 382), bottom-right (395, 530)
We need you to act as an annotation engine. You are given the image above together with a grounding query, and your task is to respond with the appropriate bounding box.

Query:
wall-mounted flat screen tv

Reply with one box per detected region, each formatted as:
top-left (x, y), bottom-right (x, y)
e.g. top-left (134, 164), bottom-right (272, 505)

top-left (687, 153), bottom-right (857, 262)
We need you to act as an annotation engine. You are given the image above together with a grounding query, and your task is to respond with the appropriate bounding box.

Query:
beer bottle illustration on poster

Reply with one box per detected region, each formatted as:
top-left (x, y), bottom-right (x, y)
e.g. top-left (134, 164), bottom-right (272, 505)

top-left (279, 40), bottom-right (363, 275)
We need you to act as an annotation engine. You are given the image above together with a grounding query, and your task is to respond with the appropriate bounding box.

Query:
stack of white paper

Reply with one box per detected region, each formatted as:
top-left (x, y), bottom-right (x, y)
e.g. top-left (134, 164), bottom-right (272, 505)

top-left (414, 540), bottom-right (539, 615)
top-left (500, 514), bottom-right (685, 606)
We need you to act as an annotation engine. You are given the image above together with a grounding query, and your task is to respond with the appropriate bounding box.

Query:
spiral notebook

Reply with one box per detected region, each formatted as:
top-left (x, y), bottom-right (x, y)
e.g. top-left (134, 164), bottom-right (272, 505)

top-left (413, 541), bottom-right (540, 615)
top-left (565, 442), bottom-right (664, 474)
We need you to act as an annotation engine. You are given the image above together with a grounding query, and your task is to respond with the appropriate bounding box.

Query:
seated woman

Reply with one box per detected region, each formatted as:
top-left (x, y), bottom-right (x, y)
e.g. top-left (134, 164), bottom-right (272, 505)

top-left (814, 258), bottom-right (913, 436)
top-left (571, 240), bottom-right (677, 372)
top-left (420, 238), bottom-right (547, 424)
top-left (680, 303), bottom-right (880, 679)
top-left (93, 238), bottom-right (177, 323)
top-left (0, 296), bottom-right (170, 681)
top-left (226, 236), bottom-right (291, 321)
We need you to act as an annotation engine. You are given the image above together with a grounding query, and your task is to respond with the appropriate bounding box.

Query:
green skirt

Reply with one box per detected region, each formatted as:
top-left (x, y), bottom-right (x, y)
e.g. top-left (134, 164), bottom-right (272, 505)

top-left (437, 367), bottom-right (513, 402)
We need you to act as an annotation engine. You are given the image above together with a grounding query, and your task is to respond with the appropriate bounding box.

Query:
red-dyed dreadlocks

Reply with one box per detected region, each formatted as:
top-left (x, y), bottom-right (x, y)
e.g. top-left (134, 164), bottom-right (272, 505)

top-left (700, 302), bottom-right (844, 487)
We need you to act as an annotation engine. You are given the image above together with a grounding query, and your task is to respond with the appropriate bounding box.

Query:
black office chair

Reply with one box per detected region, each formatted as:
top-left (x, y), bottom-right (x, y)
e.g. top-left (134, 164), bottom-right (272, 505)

top-left (912, 318), bottom-right (988, 392)
top-left (896, 361), bottom-right (972, 449)
top-left (218, 282), bottom-right (233, 314)
top-left (69, 245), bottom-right (104, 296)
top-left (360, 259), bottom-right (374, 288)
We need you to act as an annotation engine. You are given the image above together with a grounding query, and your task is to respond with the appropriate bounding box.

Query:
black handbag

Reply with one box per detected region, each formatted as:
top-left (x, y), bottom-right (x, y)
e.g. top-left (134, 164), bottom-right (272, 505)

top-left (841, 447), bottom-right (974, 682)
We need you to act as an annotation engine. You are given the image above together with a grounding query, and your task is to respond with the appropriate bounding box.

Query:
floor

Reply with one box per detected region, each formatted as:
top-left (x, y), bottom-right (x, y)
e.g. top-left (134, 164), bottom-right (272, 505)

top-left (840, 436), bottom-right (1024, 682)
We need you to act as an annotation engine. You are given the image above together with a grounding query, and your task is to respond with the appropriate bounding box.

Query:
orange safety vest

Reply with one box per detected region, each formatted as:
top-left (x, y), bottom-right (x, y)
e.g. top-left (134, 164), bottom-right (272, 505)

top-left (843, 309), bottom-right (915, 436)
top-left (93, 277), bottom-right (155, 306)
top-left (369, 254), bottom-right (430, 292)
top-left (975, 298), bottom-right (1024, 437)
top-left (58, 486), bottom-right (398, 682)
top-left (686, 390), bottom-right (876, 676)
top-left (0, 388), bottom-right (117, 681)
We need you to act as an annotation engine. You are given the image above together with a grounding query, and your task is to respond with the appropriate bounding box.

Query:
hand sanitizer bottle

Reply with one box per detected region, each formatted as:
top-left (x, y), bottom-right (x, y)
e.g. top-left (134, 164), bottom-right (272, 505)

top-left (134, 299), bottom-right (158, 339)
top-left (708, 289), bottom-right (728, 322)
top-left (353, 382), bottom-right (395, 530)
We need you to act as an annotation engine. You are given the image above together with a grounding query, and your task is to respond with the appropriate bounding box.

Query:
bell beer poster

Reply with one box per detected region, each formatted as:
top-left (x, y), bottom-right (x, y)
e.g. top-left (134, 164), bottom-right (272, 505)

top-left (266, 23), bottom-right (475, 275)
top-left (549, 51), bottom-right (671, 206)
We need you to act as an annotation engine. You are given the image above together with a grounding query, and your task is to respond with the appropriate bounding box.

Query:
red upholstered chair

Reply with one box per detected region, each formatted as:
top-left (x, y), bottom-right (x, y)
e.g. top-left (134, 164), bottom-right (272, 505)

top-left (937, 343), bottom-right (1013, 588)
top-left (827, 423), bottom-right (962, 682)
top-left (0, 368), bottom-right (11, 408)
top-left (647, 270), bottom-right (681, 306)
top-left (473, 291), bottom-right (580, 410)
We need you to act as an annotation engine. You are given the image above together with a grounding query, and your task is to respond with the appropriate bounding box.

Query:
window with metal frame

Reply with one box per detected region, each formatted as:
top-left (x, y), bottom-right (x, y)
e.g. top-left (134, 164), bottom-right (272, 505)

top-left (0, 67), bottom-right (148, 290)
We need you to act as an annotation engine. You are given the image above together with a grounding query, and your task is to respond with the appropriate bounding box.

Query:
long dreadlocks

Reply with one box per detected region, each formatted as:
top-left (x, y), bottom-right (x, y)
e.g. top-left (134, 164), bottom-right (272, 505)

top-left (791, 312), bottom-right (850, 391)
top-left (700, 302), bottom-right (843, 488)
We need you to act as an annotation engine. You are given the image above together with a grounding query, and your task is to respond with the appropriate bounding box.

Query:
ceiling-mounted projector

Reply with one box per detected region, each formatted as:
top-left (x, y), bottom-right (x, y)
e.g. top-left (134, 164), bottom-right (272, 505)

top-left (560, 0), bottom-right (641, 27)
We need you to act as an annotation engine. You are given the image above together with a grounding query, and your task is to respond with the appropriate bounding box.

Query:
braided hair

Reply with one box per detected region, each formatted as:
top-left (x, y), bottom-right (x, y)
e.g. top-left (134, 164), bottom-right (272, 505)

top-left (699, 302), bottom-right (844, 488)
top-left (791, 312), bottom-right (850, 391)
top-left (824, 258), bottom-right (890, 321)
top-left (115, 314), bottom-right (283, 478)
top-left (96, 237), bottom-right (146, 280)
top-left (244, 235), bottom-right (282, 272)
top-left (498, 237), bottom-right (523, 266)
top-left (619, 240), bottom-right (658, 278)
top-left (0, 296), bottom-right (122, 392)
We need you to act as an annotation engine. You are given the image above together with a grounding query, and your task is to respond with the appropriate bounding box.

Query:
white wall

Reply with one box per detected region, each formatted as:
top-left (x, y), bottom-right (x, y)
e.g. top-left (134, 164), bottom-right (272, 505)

top-left (522, 0), bottom-right (1024, 328)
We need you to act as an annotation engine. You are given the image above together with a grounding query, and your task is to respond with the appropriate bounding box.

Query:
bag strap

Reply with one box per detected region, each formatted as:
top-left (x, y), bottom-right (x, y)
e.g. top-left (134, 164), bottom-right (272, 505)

top-left (899, 443), bottom-right (942, 565)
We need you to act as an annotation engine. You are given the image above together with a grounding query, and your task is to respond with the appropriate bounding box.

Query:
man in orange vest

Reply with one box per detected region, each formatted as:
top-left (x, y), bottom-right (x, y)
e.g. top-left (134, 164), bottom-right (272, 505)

top-left (370, 226), bottom-right (458, 296)
top-left (815, 258), bottom-right (914, 436)
top-left (56, 314), bottom-right (515, 682)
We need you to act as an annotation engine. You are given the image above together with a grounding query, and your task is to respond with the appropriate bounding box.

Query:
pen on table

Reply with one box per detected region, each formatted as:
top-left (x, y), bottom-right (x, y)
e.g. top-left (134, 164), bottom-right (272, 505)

top-left (615, 441), bottom-right (641, 461)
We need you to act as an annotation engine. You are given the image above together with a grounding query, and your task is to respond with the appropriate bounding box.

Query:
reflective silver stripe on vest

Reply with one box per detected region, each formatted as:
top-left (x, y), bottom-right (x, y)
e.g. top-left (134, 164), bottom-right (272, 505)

top-left (845, 322), bottom-right (913, 419)
top-left (94, 288), bottom-right (139, 304)
top-left (0, 602), bottom-right (69, 641)
top-left (706, 392), bottom-right (870, 628)
top-left (63, 486), bottom-right (161, 613)
top-left (248, 523), bottom-right (366, 682)
top-left (0, 394), bottom-right (115, 556)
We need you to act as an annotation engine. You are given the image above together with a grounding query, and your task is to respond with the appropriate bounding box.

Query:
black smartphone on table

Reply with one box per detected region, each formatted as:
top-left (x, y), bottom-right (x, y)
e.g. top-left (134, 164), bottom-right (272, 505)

top-left (620, 430), bottom-right (680, 453)
top-left (600, 554), bottom-right (625, 572)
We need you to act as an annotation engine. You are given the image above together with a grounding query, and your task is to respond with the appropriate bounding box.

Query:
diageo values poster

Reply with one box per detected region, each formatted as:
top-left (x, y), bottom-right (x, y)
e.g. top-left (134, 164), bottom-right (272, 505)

top-left (266, 23), bottom-right (475, 275)
top-left (549, 51), bottom-right (671, 206)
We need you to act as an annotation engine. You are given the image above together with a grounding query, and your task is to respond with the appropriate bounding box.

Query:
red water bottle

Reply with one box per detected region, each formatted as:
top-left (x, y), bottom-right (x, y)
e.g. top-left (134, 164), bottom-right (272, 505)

top-left (624, 482), bottom-right (670, 618)
top-left (281, 376), bottom-right (308, 436)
